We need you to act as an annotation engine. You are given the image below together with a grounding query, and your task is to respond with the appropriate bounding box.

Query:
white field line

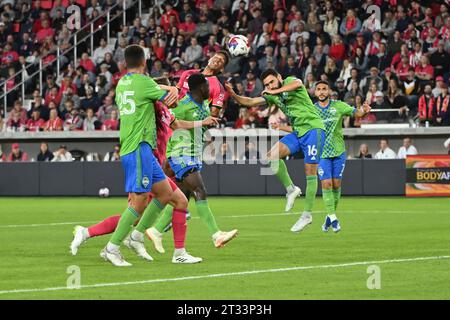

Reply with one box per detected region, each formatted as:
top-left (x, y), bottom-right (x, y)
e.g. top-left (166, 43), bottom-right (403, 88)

top-left (0, 255), bottom-right (449, 296)
top-left (0, 210), bottom-right (425, 228)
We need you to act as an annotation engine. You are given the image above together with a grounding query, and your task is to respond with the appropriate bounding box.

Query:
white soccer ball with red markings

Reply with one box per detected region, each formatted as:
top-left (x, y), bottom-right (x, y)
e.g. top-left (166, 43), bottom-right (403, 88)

top-left (227, 35), bottom-right (250, 57)
top-left (99, 187), bottom-right (110, 198)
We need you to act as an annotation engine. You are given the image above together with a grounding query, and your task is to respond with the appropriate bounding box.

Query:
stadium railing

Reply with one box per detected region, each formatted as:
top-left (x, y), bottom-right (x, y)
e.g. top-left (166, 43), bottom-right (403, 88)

top-left (0, 0), bottom-right (143, 117)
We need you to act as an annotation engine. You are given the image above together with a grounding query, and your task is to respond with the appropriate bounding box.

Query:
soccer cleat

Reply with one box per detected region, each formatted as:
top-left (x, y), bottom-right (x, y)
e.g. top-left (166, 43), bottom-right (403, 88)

top-left (285, 186), bottom-right (302, 212)
top-left (70, 225), bottom-right (88, 255)
top-left (100, 247), bottom-right (132, 267)
top-left (290, 212), bottom-right (312, 233)
top-left (322, 216), bottom-right (332, 232)
top-left (145, 227), bottom-right (165, 254)
top-left (124, 234), bottom-right (154, 261)
top-left (331, 219), bottom-right (341, 233)
top-left (172, 250), bottom-right (203, 264)
top-left (213, 229), bottom-right (238, 248)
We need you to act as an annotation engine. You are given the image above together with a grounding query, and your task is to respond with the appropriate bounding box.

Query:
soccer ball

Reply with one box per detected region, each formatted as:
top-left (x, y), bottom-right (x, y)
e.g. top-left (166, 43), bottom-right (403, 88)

top-left (227, 35), bottom-right (250, 57)
top-left (99, 187), bottom-right (110, 198)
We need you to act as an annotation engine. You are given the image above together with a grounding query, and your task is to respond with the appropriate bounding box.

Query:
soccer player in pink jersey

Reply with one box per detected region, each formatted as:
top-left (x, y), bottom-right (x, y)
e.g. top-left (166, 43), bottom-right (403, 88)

top-left (176, 50), bottom-right (229, 117)
top-left (70, 77), bottom-right (218, 264)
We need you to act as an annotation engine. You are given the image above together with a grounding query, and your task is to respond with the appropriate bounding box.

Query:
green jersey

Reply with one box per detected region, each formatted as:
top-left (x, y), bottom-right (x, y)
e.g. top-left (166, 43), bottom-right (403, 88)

top-left (316, 100), bottom-right (355, 158)
top-left (115, 73), bottom-right (167, 156)
top-left (166, 94), bottom-right (210, 158)
top-left (263, 76), bottom-right (324, 137)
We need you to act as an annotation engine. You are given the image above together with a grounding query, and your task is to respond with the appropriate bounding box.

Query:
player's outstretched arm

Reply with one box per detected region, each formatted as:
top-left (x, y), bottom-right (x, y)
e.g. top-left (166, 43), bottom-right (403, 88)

top-left (225, 82), bottom-right (266, 107)
top-left (170, 117), bottom-right (219, 130)
top-left (354, 101), bottom-right (372, 118)
top-left (271, 123), bottom-right (293, 133)
top-left (262, 78), bottom-right (302, 96)
top-left (159, 85), bottom-right (179, 107)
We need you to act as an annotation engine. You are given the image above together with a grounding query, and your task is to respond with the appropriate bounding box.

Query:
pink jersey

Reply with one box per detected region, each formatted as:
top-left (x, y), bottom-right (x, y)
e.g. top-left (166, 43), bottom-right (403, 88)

top-left (177, 69), bottom-right (225, 109)
top-left (154, 101), bottom-right (175, 165)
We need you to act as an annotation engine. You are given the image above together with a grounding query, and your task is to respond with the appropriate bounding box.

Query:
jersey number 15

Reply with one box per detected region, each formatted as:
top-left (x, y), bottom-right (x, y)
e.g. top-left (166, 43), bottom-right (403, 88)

top-left (118, 91), bottom-right (136, 115)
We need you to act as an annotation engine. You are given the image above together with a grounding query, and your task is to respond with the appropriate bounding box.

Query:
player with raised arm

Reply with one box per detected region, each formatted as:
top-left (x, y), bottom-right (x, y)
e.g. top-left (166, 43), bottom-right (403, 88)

top-left (146, 73), bottom-right (238, 253)
top-left (225, 68), bottom-right (326, 233)
top-left (98, 45), bottom-right (204, 267)
top-left (273, 81), bottom-right (371, 232)
top-left (176, 51), bottom-right (229, 117)
top-left (70, 77), bottom-right (218, 264)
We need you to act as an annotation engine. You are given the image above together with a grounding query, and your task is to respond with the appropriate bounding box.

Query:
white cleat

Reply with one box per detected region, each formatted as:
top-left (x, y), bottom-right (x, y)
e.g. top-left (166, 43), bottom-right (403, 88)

top-left (172, 250), bottom-right (203, 264)
top-left (145, 227), bottom-right (165, 254)
top-left (285, 186), bottom-right (302, 212)
top-left (70, 225), bottom-right (88, 255)
top-left (100, 247), bottom-right (132, 267)
top-left (213, 229), bottom-right (238, 248)
top-left (124, 234), bottom-right (154, 261)
top-left (291, 212), bottom-right (312, 233)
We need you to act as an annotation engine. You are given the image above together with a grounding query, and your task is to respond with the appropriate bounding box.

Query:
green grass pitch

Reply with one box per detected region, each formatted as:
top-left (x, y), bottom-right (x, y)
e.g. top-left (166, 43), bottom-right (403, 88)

top-left (0, 196), bottom-right (449, 300)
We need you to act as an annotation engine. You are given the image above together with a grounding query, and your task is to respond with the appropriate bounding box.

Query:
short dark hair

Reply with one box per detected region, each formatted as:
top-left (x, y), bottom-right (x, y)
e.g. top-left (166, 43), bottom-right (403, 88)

top-left (188, 73), bottom-right (207, 92)
top-left (315, 80), bottom-right (330, 88)
top-left (260, 68), bottom-right (280, 81)
top-left (124, 45), bottom-right (145, 68)
top-left (217, 50), bottom-right (230, 67)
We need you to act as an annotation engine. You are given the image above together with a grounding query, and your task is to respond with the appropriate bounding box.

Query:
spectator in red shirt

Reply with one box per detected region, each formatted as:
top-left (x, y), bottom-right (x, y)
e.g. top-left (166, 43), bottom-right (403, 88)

top-left (2, 44), bottom-right (19, 64)
top-left (102, 109), bottom-right (119, 131)
top-left (160, 3), bottom-right (180, 33)
top-left (112, 61), bottom-right (127, 87)
top-left (59, 75), bottom-right (78, 97)
top-left (45, 87), bottom-right (62, 107)
top-left (395, 56), bottom-right (411, 81)
top-left (79, 53), bottom-right (96, 74)
top-left (44, 109), bottom-right (63, 131)
top-left (26, 109), bottom-right (45, 132)
top-left (8, 143), bottom-right (28, 162)
top-left (418, 84), bottom-right (435, 124)
top-left (179, 14), bottom-right (197, 39)
top-left (36, 19), bottom-right (55, 44)
top-left (9, 100), bottom-right (28, 123)
top-left (415, 55), bottom-right (434, 87)
top-left (329, 35), bottom-right (346, 62)
top-left (6, 113), bottom-right (25, 132)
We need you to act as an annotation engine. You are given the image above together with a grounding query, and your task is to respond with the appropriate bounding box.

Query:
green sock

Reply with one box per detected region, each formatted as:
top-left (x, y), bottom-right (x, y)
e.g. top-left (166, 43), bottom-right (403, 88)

top-left (154, 206), bottom-right (174, 233)
top-left (333, 187), bottom-right (341, 211)
top-left (270, 159), bottom-right (293, 189)
top-left (195, 200), bottom-right (220, 236)
top-left (110, 207), bottom-right (140, 245)
top-left (322, 189), bottom-right (335, 215)
top-left (135, 199), bottom-right (165, 233)
top-left (304, 175), bottom-right (318, 212)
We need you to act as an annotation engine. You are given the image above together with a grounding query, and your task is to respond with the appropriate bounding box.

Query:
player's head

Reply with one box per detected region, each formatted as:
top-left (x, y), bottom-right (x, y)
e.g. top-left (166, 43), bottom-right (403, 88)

top-left (188, 73), bottom-right (209, 100)
top-left (261, 69), bottom-right (283, 90)
top-left (124, 44), bottom-right (146, 70)
top-left (314, 80), bottom-right (331, 102)
top-left (207, 50), bottom-right (230, 73)
top-left (153, 77), bottom-right (170, 86)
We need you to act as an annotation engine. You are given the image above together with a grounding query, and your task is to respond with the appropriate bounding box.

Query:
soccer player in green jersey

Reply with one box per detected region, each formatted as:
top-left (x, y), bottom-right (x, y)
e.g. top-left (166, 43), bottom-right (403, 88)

top-left (146, 73), bottom-right (238, 252)
top-left (274, 81), bottom-right (371, 232)
top-left (315, 81), bottom-right (371, 231)
top-left (225, 68), bottom-right (326, 233)
top-left (101, 45), bottom-right (188, 267)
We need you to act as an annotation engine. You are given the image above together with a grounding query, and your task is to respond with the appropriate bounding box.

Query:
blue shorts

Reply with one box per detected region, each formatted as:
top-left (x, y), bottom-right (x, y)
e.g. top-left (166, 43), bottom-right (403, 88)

top-left (280, 128), bottom-right (325, 164)
top-left (121, 142), bottom-right (166, 193)
top-left (168, 156), bottom-right (203, 181)
top-left (318, 152), bottom-right (347, 181)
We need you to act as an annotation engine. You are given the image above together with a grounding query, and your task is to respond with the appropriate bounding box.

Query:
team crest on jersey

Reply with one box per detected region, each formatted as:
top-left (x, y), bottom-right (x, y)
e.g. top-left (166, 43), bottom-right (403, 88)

top-left (142, 176), bottom-right (150, 188)
top-left (330, 107), bottom-right (337, 115)
top-left (318, 168), bottom-right (324, 176)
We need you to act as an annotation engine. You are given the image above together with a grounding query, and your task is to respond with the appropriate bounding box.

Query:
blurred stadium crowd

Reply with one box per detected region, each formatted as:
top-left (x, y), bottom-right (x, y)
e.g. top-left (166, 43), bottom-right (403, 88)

top-left (0, 0), bottom-right (449, 161)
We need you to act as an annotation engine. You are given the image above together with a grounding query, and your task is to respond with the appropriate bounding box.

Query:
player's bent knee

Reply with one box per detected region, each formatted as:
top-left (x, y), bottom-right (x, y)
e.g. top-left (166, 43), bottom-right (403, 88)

top-left (171, 190), bottom-right (189, 209)
top-left (321, 180), bottom-right (333, 190)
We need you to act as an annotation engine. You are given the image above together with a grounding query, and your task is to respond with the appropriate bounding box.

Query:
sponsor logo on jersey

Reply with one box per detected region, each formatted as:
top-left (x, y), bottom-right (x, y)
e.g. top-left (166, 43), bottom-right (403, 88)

top-left (318, 168), bottom-right (324, 176)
